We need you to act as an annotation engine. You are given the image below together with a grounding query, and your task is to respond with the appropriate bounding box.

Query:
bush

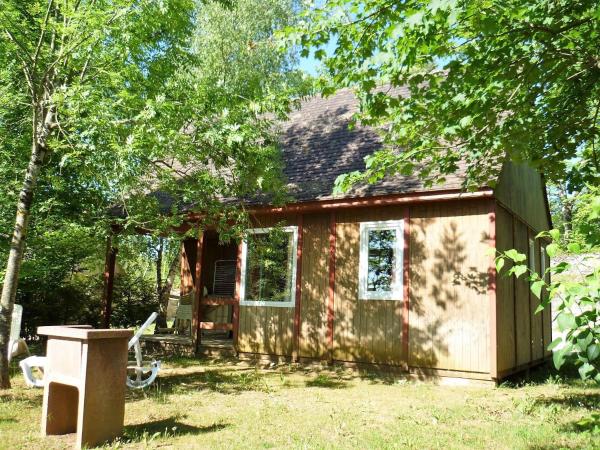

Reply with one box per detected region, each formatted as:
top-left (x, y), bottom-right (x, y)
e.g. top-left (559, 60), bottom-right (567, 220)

top-left (110, 272), bottom-right (160, 328)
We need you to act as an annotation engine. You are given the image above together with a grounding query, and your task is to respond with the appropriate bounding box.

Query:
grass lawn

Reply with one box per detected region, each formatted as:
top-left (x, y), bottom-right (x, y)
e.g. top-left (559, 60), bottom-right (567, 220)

top-left (1, 357), bottom-right (599, 449)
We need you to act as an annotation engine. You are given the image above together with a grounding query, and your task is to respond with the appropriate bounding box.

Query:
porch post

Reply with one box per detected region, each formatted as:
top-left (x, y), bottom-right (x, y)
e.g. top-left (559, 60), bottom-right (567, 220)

top-left (101, 233), bottom-right (118, 328)
top-left (194, 229), bottom-right (204, 351)
top-left (233, 241), bottom-right (242, 351)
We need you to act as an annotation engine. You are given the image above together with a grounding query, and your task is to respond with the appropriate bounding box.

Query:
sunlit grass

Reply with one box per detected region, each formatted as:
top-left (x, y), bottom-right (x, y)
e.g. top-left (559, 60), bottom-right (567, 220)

top-left (1, 357), bottom-right (599, 449)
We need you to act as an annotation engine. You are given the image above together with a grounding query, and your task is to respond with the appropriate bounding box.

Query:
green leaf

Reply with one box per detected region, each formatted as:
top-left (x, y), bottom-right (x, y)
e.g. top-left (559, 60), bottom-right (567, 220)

top-left (549, 229), bottom-right (561, 241)
top-left (553, 347), bottom-right (567, 370)
top-left (505, 249), bottom-right (526, 262)
top-left (567, 242), bottom-right (581, 254)
top-left (531, 280), bottom-right (544, 299)
top-left (557, 313), bottom-right (577, 332)
top-left (513, 264), bottom-right (527, 278)
top-left (459, 115), bottom-right (473, 128)
top-left (577, 333), bottom-right (593, 352)
top-left (587, 344), bottom-right (600, 362)
top-left (495, 258), bottom-right (505, 273)
top-left (548, 338), bottom-right (562, 351)
top-left (578, 363), bottom-right (594, 380)
top-left (546, 243), bottom-right (559, 257)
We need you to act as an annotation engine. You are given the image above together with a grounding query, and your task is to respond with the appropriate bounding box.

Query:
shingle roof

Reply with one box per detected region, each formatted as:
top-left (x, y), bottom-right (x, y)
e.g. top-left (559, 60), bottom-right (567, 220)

top-left (122, 87), bottom-right (470, 217)
top-left (277, 87), bottom-right (467, 204)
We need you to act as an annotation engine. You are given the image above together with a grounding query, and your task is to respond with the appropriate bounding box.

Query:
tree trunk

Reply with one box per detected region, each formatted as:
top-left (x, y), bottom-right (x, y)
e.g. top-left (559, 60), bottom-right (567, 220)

top-left (154, 250), bottom-right (180, 332)
top-left (101, 236), bottom-right (118, 328)
top-left (156, 237), bottom-right (164, 301)
top-left (0, 108), bottom-right (52, 389)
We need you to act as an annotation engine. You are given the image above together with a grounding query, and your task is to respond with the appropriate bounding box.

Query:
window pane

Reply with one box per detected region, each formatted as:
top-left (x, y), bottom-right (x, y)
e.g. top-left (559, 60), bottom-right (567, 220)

top-left (367, 229), bottom-right (396, 292)
top-left (245, 229), bottom-right (294, 302)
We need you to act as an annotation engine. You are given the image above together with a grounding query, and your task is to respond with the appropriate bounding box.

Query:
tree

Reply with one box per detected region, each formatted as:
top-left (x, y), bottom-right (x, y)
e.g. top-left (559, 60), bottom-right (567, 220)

top-left (153, 237), bottom-right (181, 331)
top-left (288, 0), bottom-right (600, 379)
top-left (0, 0), bottom-right (306, 388)
top-left (0, 0), bottom-right (197, 388)
top-left (288, 0), bottom-right (599, 190)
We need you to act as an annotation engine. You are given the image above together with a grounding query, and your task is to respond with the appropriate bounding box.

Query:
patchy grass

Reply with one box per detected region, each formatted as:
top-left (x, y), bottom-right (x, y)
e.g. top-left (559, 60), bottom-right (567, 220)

top-left (1, 358), bottom-right (599, 449)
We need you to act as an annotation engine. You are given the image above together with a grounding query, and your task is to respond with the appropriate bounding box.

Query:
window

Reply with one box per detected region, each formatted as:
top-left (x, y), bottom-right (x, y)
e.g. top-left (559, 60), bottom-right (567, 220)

top-left (239, 226), bottom-right (298, 307)
top-left (540, 245), bottom-right (548, 282)
top-left (359, 220), bottom-right (404, 300)
top-left (528, 237), bottom-right (536, 272)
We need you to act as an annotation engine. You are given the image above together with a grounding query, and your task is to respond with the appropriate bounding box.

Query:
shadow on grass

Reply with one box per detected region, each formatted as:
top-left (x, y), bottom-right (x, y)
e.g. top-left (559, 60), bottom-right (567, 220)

top-left (525, 409), bottom-right (600, 449)
top-left (123, 416), bottom-right (229, 443)
top-left (568, 412), bottom-right (600, 435)
top-left (533, 392), bottom-right (600, 410)
top-left (297, 363), bottom-right (402, 386)
top-left (305, 374), bottom-right (348, 389)
top-left (0, 417), bottom-right (18, 424)
top-left (127, 366), bottom-right (275, 403)
top-left (500, 363), bottom-right (598, 389)
top-left (160, 355), bottom-right (238, 369)
top-left (129, 357), bottom-right (411, 403)
top-left (521, 390), bottom-right (600, 448)
top-left (0, 391), bottom-right (43, 408)
top-left (356, 370), bottom-right (400, 386)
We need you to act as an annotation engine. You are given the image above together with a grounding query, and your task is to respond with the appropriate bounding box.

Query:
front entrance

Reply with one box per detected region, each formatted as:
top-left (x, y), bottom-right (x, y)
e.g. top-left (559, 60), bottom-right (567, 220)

top-left (197, 231), bottom-right (239, 351)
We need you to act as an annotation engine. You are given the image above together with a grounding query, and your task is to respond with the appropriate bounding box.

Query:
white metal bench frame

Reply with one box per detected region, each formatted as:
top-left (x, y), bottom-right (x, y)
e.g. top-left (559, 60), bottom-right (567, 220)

top-left (20, 312), bottom-right (161, 390)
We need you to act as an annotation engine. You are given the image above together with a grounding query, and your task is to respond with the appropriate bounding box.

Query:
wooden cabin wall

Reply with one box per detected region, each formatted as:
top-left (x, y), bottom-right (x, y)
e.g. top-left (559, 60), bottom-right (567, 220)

top-left (298, 213), bottom-right (330, 359)
top-left (495, 206), bottom-right (516, 373)
top-left (236, 214), bottom-right (298, 356)
top-left (494, 162), bottom-right (551, 233)
top-left (494, 204), bottom-right (552, 377)
top-left (408, 200), bottom-right (491, 374)
top-left (513, 218), bottom-right (532, 366)
top-left (333, 206), bottom-right (406, 365)
top-left (238, 201), bottom-right (494, 375)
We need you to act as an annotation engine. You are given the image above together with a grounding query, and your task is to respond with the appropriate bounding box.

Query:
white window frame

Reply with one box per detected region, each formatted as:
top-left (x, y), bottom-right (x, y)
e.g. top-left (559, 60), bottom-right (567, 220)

top-left (358, 220), bottom-right (404, 301)
top-left (239, 226), bottom-right (298, 308)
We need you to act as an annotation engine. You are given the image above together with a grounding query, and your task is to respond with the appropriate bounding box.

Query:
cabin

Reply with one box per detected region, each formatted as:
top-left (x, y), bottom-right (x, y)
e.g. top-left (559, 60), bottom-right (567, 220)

top-left (105, 88), bottom-right (553, 383)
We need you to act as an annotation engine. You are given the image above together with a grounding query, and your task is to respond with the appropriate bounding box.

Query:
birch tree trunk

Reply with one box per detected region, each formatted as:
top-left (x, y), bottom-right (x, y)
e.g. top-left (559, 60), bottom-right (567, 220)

top-left (0, 107), bottom-right (53, 389)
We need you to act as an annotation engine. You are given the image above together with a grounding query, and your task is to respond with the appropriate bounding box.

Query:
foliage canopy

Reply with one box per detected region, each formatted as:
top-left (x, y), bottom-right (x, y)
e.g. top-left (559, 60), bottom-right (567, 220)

top-left (288, 0), bottom-right (600, 191)
top-left (288, 0), bottom-right (600, 380)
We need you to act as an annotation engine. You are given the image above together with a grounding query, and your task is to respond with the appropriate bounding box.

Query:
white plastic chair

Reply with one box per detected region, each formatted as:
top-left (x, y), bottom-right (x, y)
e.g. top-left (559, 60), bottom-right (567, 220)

top-left (20, 312), bottom-right (161, 390)
top-left (126, 312), bottom-right (161, 389)
top-left (19, 355), bottom-right (46, 387)
top-left (8, 304), bottom-right (29, 362)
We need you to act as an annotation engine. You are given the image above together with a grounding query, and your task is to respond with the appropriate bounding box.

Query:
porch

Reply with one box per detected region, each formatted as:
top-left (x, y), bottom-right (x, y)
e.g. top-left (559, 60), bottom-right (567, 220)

top-left (102, 229), bottom-right (241, 357)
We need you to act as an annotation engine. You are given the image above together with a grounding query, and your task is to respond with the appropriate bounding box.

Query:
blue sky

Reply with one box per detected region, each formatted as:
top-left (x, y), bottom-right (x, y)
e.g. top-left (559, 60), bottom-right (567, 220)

top-left (299, 53), bottom-right (322, 76)
top-left (297, 40), bottom-right (337, 76)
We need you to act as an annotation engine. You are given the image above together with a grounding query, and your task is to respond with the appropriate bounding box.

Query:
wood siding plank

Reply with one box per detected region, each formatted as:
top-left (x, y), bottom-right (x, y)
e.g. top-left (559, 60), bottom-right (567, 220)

top-left (495, 205), bottom-right (516, 373)
top-left (299, 213), bottom-right (330, 358)
top-left (514, 220), bottom-right (532, 365)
